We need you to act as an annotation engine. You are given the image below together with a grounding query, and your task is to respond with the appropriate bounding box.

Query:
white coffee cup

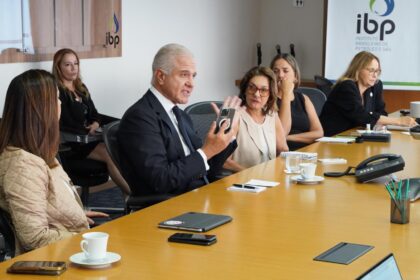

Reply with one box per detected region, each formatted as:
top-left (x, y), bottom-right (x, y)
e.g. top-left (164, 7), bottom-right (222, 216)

top-left (410, 101), bottom-right (420, 118)
top-left (300, 162), bottom-right (317, 180)
top-left (285, 154), bottom-right (301, 173)
top-left (80, 232), bottom-right (109, 260)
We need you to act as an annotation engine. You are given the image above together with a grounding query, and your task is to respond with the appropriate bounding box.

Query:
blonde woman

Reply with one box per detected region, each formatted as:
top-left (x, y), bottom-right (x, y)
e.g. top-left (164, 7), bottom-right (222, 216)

top-left (320, 51), bottom-right (417, 136)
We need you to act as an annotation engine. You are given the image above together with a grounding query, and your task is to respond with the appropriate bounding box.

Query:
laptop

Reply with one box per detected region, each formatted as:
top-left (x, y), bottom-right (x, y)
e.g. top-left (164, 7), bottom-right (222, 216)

top-left (356, 253), bottom-right (403, 280)
top-left (158, 212), bottom-right (232, 232)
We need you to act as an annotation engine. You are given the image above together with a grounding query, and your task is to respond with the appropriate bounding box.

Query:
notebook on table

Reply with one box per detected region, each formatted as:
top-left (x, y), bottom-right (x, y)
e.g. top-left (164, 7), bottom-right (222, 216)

top-left (158, 212), bottom-right (232, 232)
top-left (356, 253), bottom-right (403, 280)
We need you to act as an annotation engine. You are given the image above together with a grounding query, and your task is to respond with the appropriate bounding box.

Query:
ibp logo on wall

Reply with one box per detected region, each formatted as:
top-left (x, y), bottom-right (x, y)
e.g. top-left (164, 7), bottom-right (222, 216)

top-left (105, 13), bottom-right (120, 48)
top-left (356, 0), bottom-right (395, 41)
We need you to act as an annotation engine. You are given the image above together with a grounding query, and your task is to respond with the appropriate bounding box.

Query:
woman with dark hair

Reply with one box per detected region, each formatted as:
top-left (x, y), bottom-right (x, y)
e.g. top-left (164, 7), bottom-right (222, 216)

top-left (0, 70), bottom-right (107, 255)
top-left (223, 66), bottom-right (288, 172)
top-left (320, 51), bottom-right (417, 136)
top-left (52, 48), bottom-right (130, 196)
top-left (271, 53), bottom-right (323, 150)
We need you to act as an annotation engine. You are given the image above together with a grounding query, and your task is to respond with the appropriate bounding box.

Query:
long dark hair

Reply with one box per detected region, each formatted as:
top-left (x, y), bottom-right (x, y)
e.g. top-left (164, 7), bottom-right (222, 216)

top-left (0, 70), bottom-right (60, 167)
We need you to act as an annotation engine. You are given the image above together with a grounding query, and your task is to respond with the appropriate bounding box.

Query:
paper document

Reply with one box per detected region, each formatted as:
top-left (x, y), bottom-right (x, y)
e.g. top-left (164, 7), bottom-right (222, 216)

top-left (280, 151), bottom-right (318, 160)
top-left (316, 137), bottom-right (355, 143)
top-left (227, 186), bottom-right (266, 193)
top-left (357, 130), bottom-right (391, 134)
top-left (318, 158), bottom-right (347, 165)
top-left (245, 179), bottom-right (279, 188)
top-left (386, 125), bottom-right (410, 131)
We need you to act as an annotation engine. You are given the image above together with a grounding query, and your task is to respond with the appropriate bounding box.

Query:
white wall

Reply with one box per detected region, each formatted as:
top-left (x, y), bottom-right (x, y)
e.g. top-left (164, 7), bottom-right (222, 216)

top-left (259, 0), bottom-right (324, 79)
top-left (0, 0), bottom-right (325, 117)
top-left (0, 0), bottom-right (260, 117)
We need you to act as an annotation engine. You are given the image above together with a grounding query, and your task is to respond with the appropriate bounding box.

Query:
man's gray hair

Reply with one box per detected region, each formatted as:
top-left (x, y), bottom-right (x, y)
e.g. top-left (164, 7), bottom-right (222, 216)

top-left (152, 43), bottom-right (194, 78)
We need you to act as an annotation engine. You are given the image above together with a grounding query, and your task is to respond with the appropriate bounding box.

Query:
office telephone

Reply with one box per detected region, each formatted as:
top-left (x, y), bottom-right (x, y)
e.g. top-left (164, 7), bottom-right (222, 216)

top-left (355, 154), bottom-right (405, 182)
top-left (324, 154), bottom-right (405, 182)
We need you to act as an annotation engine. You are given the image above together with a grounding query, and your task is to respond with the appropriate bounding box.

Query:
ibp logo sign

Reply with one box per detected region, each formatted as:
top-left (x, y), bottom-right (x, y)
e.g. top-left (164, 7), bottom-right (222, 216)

top-left (105, 13), bottom-right (120, 48)
top-left (356, 0), bottom-right (395, 40)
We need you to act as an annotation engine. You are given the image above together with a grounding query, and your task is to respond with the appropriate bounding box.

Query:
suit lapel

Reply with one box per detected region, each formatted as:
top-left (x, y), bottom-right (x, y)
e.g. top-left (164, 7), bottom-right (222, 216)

top-left (144, 91), bottom-right (185, 156)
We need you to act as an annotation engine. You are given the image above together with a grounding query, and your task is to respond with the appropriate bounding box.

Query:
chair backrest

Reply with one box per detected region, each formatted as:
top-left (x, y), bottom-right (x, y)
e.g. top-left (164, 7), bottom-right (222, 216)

top-left (184, 101), bottom-right (222, 141)
top-left (314, 75), bottom-right (333, 97)
top-left (184, 101), bottom-right (223, 115)
top-left (0, 208), bottom-right (15, 261)
top-left (297, 87), bottom-right (327, 116)
top-left (103, 120), bottom-right (173, 212)
top-left (102, 121), bottom-right (122, 173)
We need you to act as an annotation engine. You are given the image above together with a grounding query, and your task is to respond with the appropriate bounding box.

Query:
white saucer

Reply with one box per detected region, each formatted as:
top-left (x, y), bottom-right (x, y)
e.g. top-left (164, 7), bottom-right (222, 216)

top-left (69, 252), bottom-right (121, 268)
top-left (291, 175), bottom-right (324, 184)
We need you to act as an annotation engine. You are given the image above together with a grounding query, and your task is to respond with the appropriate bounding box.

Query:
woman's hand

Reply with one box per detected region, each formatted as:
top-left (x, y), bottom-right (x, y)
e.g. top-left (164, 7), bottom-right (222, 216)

top-left (399, 116), bottom-right (418, 127)
top-left (85, 210), bottom-right (109, 225)
top-left (86, 121), bottom-right (100, 135)
top-left (278, 79), bottom-right (295, 101)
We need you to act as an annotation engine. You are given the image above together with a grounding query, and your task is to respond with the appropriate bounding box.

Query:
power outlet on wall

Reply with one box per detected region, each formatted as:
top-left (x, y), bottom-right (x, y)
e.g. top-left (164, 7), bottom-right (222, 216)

top-left (293, 0), bottom-right (304, 8)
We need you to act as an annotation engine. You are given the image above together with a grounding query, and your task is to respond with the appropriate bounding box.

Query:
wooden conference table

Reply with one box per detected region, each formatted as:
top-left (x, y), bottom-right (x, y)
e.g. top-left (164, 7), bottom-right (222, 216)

top-left (1, 130), bottom-right (419, 279)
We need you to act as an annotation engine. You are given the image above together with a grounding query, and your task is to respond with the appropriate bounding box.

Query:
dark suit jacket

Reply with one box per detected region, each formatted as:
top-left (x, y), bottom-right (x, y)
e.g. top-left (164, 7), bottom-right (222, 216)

top-left (320, 80), bottom-right (387, 136)
top-left (117, 90), bottom-right (237, 196)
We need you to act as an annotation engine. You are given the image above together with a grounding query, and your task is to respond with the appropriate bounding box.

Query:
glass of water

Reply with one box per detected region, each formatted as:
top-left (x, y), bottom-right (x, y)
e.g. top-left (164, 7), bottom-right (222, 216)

top-left (285, 154), bottom-right (301, 173)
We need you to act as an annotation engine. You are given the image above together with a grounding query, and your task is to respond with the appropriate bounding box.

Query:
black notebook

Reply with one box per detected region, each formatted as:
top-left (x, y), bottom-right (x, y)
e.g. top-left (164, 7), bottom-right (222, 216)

top-left (158, 212), bottom-right (232, 232)
top-left (314, 242), bottom-right (374, 265)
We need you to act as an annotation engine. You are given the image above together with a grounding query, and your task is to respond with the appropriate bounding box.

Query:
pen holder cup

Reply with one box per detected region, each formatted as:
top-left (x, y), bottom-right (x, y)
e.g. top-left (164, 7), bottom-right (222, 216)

top-left (390, 198), bottom-right (410, 224)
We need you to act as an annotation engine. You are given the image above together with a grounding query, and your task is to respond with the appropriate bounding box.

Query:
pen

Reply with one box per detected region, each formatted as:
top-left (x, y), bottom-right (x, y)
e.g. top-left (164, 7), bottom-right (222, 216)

top-left (233, 184), bottom-right (257, 189)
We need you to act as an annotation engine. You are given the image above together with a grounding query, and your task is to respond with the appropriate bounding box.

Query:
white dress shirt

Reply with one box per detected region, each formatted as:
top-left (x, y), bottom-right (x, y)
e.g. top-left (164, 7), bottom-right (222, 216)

top-left (150, 87), bottom-right (209, 170)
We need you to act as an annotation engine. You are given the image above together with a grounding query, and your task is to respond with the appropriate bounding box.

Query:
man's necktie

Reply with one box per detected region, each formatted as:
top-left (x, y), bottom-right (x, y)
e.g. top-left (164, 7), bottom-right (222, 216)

top-left (172, 106), bottom-right (209, 184)
top-left (173, 106), bottom-right (195, 152)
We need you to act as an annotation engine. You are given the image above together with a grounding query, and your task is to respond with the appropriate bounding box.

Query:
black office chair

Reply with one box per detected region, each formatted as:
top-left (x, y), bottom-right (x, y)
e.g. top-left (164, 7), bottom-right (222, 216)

top-left (184, 101), bottom-right (223, 141)
top-left (185, 101), bottom-right (233, 179)
top-left (59, 114), bottom-right (120, 208)
top-left (314, 75), bottom-right (333, 97)
top-left (0, 208), bottom-right (15, 262)
top-left (102, 121), bottom-right (172, 212)
top-left (297, 87), bottom-right (327, 116)
top-left (59, 139), bottom-right (109, 207)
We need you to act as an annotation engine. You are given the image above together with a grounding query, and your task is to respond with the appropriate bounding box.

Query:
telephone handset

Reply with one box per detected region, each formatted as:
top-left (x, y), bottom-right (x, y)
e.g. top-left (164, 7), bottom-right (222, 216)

top-left (324, 153), bottom-right (405, 182)
top-left (355, 153), bottom-right (405, 182)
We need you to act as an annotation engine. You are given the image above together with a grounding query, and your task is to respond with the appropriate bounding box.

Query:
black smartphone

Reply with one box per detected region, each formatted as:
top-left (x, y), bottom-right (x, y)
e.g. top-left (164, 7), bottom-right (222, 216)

top-left (7, 261), bottom-right (67, 275)
top-left (168, 233), bottom-right (217, 246)
top-left (215, 108), bottom-right (235, 134)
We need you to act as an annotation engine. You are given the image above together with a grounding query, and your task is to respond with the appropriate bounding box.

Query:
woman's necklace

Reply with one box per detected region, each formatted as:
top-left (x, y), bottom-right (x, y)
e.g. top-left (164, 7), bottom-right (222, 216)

top-left (72, 91), bottom-right (81, 102)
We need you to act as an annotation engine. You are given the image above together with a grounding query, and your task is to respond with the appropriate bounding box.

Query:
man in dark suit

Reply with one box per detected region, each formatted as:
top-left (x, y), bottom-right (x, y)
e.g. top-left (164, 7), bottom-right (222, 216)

top-left (117, 43), bottom-right (240, 196)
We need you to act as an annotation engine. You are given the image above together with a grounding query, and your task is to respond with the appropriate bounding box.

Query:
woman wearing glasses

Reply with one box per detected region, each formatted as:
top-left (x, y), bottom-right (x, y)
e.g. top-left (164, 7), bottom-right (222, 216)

top-left (271, 54), bottom-right (323, 150)
top-left (223, 66), bottom-right (288, 172)
top-left (320, 51), bottom-right (417, 136)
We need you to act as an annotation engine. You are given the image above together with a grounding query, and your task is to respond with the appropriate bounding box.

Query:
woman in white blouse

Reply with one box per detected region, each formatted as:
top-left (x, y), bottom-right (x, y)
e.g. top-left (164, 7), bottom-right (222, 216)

top-left (223, 66), bottom-right (289, 172)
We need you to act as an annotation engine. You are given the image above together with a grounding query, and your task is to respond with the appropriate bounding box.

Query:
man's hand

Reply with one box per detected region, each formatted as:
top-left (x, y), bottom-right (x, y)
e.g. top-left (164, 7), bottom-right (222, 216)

top-left (202, 96), bottom-right (242, 159)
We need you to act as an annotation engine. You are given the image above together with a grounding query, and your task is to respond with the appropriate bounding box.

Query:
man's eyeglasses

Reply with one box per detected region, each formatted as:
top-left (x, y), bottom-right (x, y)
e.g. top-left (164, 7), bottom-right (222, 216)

top-left (247, 83), bottom-right (270, 97)
top-left (365, 68), bottom-right (381, 76)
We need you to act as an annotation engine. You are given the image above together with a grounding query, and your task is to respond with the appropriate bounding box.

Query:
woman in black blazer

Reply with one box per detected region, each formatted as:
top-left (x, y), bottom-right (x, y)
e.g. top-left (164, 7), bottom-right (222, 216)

top-left (320, 51), bottom-right (417, 136)
top-left (52, 48), bottom-right (131, 196)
